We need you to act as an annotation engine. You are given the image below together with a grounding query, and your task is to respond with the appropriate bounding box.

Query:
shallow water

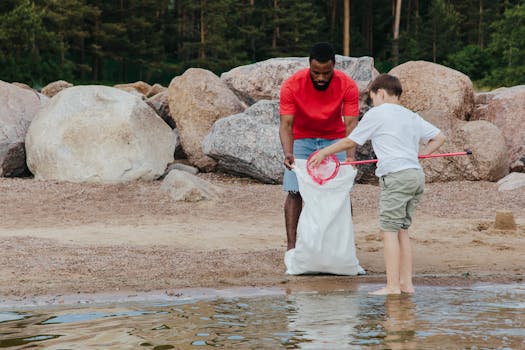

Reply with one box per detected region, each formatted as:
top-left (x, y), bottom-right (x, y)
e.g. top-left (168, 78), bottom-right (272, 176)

top-left (0, 283), bottom-right (523, 349)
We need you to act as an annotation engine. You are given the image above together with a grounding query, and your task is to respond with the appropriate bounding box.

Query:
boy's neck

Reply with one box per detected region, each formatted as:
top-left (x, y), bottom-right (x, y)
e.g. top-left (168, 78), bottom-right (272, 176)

top-left (383, 94), bottom-right (400, 104)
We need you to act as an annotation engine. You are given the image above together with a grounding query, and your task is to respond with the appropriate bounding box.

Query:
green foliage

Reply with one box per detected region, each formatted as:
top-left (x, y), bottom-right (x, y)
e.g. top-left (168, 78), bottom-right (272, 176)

top-left (421, 0), bottom-right (462, 62)
top-left (482, 3), bottom-right (525, 87)
top-left (444, 45), bottom-right (493, 81)
top-left (271, 0), bottom-right (326, 57)
top-left (0, 0), bottom-right (524, 87)
top-left (0, 0), bottom-right (64, 85)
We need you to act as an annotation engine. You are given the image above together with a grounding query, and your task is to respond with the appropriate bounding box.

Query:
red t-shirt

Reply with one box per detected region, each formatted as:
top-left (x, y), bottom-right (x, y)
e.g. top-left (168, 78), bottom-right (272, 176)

top-left (279, 68), bottom-right (359, 139)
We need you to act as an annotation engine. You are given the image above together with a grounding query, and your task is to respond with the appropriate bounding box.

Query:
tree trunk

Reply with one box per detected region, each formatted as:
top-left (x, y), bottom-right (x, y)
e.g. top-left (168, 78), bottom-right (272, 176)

top-left (80, 37), bottom-right (85, 80)
top-left (176, 1), bottom-right (181, 54)
top-left (406, 0), bottom-right (411, 31)
top-left (93, 18), bottom-right (100, 81)
top-left (414, 0), bottom-right (419, 34)
top-left (330, 0), bottom-right (337, 34)
top-left (343, 0), bottom-right (350, 56)
top-left (60, 36), bottom-right (65, 65)
top-left (200, 0), bottom-right (206, 59)
top-left (392, 0), bottom-right (402, 66)
top-left (432, 18), bottom-right (437, 62)
top-left (478, 0), bottom-right (484, 48)
top-left (250, 0), bottom-right (255, 60)
top-left (363, 0), bottom-right (373, 54)
top-left (272, 0), bottom-right (279, 49)
top-left (120, 0), bottom-right (125, 81)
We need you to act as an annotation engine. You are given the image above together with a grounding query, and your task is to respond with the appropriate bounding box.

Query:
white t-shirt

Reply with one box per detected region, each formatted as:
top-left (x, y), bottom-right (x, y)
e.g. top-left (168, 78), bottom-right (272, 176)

top-left (349, 103), bottom-right (440, 177)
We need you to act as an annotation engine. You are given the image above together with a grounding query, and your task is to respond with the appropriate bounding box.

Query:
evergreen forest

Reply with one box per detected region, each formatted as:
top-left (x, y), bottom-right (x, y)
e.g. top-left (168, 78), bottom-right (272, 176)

top-left (0, 0), bottom-right (524, 89)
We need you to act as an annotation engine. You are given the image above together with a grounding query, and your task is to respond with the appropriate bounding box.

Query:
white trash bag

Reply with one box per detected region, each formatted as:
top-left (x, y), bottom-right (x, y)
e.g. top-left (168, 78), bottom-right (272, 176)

top-left (284, 159), bottom-right (364, 275)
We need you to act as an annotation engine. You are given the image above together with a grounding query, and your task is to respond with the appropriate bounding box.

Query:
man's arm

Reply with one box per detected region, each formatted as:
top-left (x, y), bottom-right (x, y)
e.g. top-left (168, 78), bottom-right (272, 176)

top-left (279, 114), bottom-right (295, 170)
top-left (343, 115), bottom-right (359, 161)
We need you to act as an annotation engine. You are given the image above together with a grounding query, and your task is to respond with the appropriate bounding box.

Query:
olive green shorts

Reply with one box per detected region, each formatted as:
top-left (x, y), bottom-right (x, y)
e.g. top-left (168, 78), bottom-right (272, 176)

top-left (379, 168), bottom-right (425, 232)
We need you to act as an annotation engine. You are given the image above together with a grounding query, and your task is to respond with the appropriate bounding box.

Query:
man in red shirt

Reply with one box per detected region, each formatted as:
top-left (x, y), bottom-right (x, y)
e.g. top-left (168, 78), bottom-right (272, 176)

top-left (279, 42), bottom-right (360, 250)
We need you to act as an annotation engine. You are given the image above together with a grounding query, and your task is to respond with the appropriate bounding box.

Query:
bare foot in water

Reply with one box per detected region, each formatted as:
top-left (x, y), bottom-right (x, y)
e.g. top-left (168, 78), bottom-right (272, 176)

top-left (368, 287), bottom-right (401, 295)
top-left (401, 287), bottom-right (415, 294)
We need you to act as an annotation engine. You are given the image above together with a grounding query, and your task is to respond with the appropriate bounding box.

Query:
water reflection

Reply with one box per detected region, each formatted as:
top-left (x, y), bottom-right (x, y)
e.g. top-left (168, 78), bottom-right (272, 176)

top-left (381, 295), bottom-right (417, 349)
top-left (0, 284), bottom-right (523, 349)
top-left (287, 292), bottom-right (360, 348)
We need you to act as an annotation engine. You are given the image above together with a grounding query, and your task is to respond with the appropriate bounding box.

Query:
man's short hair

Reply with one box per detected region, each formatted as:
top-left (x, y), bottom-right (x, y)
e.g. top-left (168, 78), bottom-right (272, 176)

top-left (368, 74), bottom-right (403, 97)
top-left (309, 42), bottom-right (335, 64)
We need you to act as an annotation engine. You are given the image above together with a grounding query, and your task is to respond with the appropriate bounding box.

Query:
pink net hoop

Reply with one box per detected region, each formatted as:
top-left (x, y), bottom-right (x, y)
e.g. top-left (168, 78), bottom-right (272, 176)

top-left (306, 150), bottom-right (341, 185)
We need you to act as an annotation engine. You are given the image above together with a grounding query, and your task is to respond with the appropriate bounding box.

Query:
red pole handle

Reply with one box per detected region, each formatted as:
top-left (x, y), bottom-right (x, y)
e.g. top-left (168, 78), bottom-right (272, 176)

top-left (341, 150), bottom-right (472, 166)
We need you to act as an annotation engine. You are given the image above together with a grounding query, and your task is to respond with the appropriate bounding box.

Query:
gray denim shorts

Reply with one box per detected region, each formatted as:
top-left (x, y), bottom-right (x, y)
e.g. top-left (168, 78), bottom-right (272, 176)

top-left (379, 168), bottom-right (425, 232)
top-left (283, 138), bottom-right (346, 192)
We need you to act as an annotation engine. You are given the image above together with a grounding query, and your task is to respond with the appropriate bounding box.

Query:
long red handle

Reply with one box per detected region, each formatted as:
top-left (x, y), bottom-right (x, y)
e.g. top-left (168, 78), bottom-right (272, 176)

top-left (341, 150), bottom-right (472, 165)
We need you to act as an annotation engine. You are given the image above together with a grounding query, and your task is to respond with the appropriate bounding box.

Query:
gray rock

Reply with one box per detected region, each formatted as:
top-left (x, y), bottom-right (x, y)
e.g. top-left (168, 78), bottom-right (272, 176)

top-left (497, 172), bottom-right (525, 191)
top-left (160, 170), bottom-right (221, 202)
top-left (203, 100), bottom-right (283, 183)
top-left (221, 55), bottom-right (375, 113)
top-left (0, 81), bottom-right (46, 177)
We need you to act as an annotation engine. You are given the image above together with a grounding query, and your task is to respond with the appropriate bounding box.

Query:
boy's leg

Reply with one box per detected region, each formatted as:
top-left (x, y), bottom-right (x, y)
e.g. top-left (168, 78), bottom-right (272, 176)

top-left (398, 229), bottom-right (414, 293)
top-left (370, 230), bottom-right (401, 295)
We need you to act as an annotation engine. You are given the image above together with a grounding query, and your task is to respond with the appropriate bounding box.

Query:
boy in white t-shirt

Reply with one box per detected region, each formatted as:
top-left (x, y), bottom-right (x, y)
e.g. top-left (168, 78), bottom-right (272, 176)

top-left (309, 74), bottom-right (446, 295)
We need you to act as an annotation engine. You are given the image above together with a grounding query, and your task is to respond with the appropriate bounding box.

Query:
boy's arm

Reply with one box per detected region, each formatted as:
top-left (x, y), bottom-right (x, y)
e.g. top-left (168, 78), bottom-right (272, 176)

top-left (419, 132), bottom-right (446, 155)
top-left (309, 138), bottom-right (359, 168)
top-left (343, 116), bottom-right (359, 161)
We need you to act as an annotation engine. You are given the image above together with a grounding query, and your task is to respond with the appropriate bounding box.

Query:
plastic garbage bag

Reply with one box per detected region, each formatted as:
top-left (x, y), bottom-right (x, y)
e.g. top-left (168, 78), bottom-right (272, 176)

top-left (284, 159), bottom-right (364, 275)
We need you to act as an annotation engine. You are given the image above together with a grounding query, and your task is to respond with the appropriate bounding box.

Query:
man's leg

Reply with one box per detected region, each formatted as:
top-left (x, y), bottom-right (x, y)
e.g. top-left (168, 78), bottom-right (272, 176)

top-left (284, 191), bottom-right (302, 250)
top-left (370, 230), bottom-right (401, 295)
top-left (398, 229), bottom-right (414, 293)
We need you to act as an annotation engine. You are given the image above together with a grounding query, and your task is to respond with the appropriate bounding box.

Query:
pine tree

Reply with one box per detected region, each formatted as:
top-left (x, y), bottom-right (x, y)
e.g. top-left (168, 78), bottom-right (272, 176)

top-left (0, 0), bottom-right (61, 86)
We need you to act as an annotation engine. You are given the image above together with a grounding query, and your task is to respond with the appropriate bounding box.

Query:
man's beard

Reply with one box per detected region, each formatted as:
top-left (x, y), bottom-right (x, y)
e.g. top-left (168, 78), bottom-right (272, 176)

top-left (311, 76), bottom-right (332, 91)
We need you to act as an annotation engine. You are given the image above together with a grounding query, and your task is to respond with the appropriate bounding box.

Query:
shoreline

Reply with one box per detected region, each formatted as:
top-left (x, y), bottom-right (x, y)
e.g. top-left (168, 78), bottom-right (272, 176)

top-left (2, 273), bottom-right (523, 311)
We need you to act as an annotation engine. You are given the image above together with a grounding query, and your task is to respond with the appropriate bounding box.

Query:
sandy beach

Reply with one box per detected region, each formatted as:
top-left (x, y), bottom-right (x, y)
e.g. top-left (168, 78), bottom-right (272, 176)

top-left (0, 173), bottom-right (524, 305)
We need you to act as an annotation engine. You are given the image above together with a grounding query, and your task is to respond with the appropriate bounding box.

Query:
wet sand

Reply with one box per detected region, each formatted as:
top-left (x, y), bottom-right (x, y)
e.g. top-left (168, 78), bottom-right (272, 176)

top-left (1, 174), bottom-right (524, 307)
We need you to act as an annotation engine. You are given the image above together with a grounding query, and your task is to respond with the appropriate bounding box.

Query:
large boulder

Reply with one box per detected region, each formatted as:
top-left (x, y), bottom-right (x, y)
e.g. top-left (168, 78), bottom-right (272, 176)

top-left (220, 55), bottom-right (375, 114)
top-left (168, 68), bottom-right (246, 171)
top-left (202, 100), bottom-right (283, 183)
top-left (0, 81), bottom-right (47, 177)
top-left (422, 120), bottom-right (508, 182)
top-left (389, 61), bottom-right (475, 132)
top-left (472, 85), bottom-right (525, 170)
top-left (41, 80), bottom-right (73, 98)
top-left (26, 85), bottom-right (175, 183)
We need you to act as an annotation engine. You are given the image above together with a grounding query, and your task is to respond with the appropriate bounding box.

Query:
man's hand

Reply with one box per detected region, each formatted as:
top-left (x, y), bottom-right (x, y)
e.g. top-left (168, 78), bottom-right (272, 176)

top-left (284, 153), bottom-right (295, 170)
